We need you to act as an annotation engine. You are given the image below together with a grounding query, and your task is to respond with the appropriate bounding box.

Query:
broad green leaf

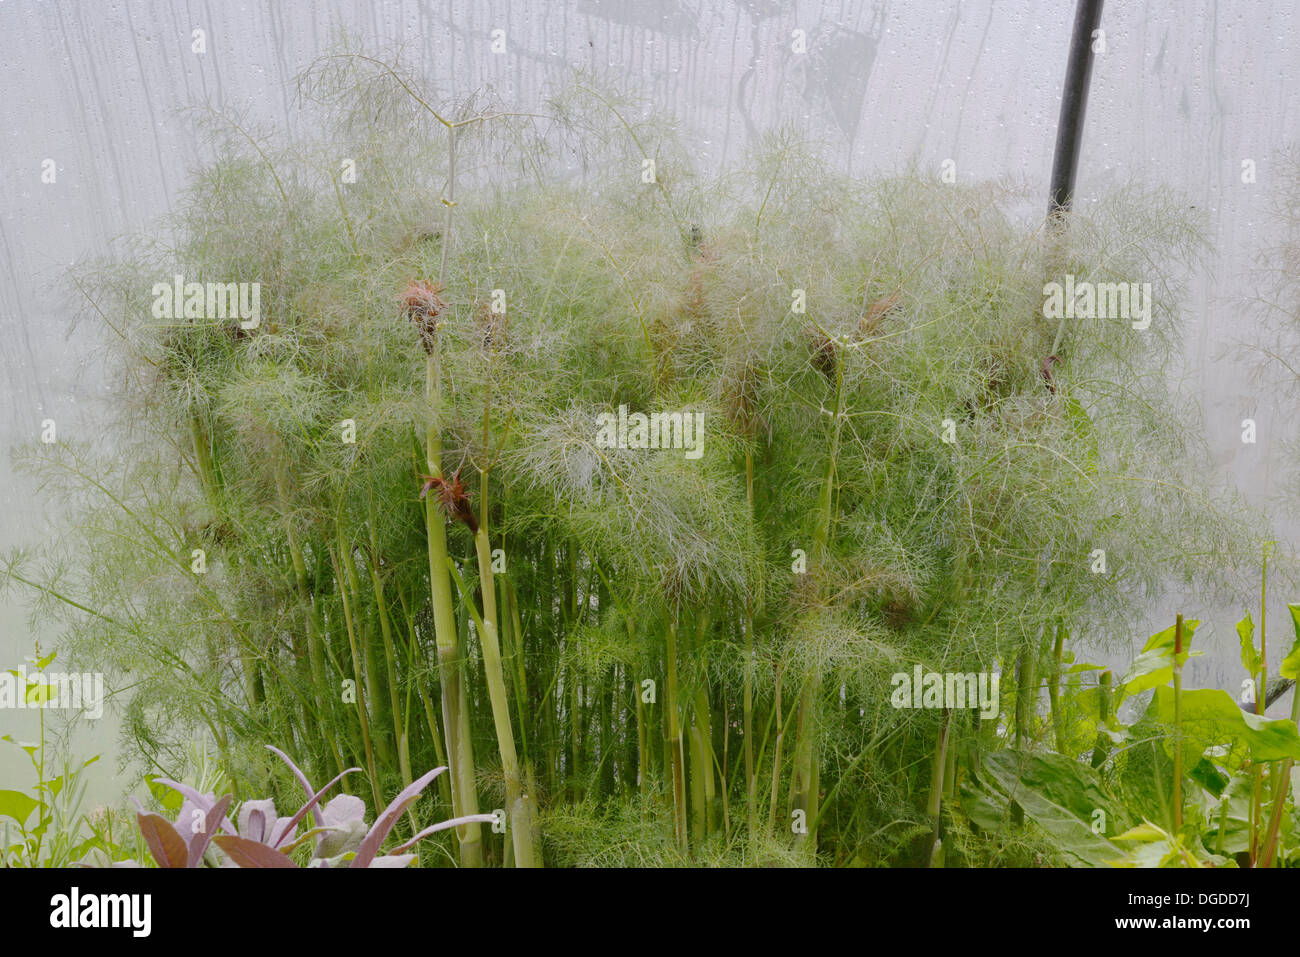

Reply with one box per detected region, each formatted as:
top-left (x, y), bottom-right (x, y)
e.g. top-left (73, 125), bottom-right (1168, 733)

top-left (146, 776), bottom-right (185, 812)
top-left (1281, 645), bottom-right (1300, 681)
top-left (1188, 757), bottom-right (1229, 797)
top-left (958, 781), bottom-right (1008, 833)
top-left (1199, 773), bottom-right (1252, 855)
top-left (34, 651), bottom-right (56, 670)
top-left (1113, 821), bottom-right (1166, 842)
top-left (1121, 620), bottom-right (1202, 695)
top-left (1140, 619), bottom-right (1201, 656)
top-left (1128, 841), bottom-right (1175, 867)
top-left (1238, 613), bottom-right (1262, 678)
top-left (1110, 824), bottom-right (1219, 867)
top-left (1154, 686), bottom-right (1300, 764)
top-left (1280, 604), bottom-right (1300, 680)
top-left (978, 750), bottom-right (1124, 867)
top-left (0, 789), bottom-right (39, 826)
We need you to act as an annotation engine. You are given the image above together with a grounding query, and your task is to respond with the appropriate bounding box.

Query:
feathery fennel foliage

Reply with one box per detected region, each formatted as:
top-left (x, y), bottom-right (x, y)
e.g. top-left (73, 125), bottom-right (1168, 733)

top-left (2, 46), bottom-right (1263, 866)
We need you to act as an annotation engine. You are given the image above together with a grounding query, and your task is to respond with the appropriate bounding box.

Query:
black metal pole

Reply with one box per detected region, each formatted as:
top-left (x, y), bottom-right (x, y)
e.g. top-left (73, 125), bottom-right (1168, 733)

top-left (1048, 0), bottom-right (1105, 218)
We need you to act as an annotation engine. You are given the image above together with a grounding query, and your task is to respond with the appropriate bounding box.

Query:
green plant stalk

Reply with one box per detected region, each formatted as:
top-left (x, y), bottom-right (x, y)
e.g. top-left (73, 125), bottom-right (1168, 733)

top-left (1048, 623), bottom-right (1065, 750)
top-left (419, 118), bottom-right (482, 867)
top-left (344, 545), bottom-right (393, 768)
top-left (424, 414), bottom-right (483, 867)
top-left (696, 696), bottom-right (718, 837)
top-left (693, 612), bottom-right (716, 839)
top-left (504, 578), bottom-right (532, 760)
top-left (789, 681), bottom-right (818, 846)
top-left (1172, 614), bottom-right (1184, 834)
top-left (943, 721), bottom-right (958, 805)
top-left (665, 609), bottom-right (688, 851)
top-left (35, 645), bottom-right (47, 861)
top-left (565, 546), bottom-right (585, 802)
top-left (923, 708), bottom-right (952, 867)
top-left (421, 691), bottom-right (453, 798)
top-left (188, 414), bottom-right (222, 511)
top-left (1090, 669), bottom-right (1112, 769)
top-left (767, 665), bottom-right (785, 833)
top-left (1015, 649), bottom-right (1036, 749)
top-left (630, 616), bottom-right (648, 795)
top-left (540, 543), bottom-right (560, 796)
top-left (689, 722), bottom-right (708, 843)
top-left (364, 537), bottom-right (411, 791)
top-left (330, 544), bottom-right (383, 814)
top-left (719, 701), bottom-right (731, 838)
top-left (278, 471), bottom-right (345, 779)
top-left (1216, 796), bottom-right (1229, 858)
top-left (469, 478), bottom-right (538, 868)
top-left (401, 596), bottom-right (454, 812)
top-left (280, 474), bottom-right (326, 684)
top-left (500, 575), bottom-right (542, 838)
top-left (791, 351), bottom-right (845, 855)
top-left (1248, 771), bottom-right (1260, 865)
top-left (743, 449), bottom-right (757, 840)
top-left (1258, 671), bottom-right (1300, 867)
top-left (1260, 545), bottom-right (1270, 719)
top-left (1250, 545), bottom-right (1270, 863)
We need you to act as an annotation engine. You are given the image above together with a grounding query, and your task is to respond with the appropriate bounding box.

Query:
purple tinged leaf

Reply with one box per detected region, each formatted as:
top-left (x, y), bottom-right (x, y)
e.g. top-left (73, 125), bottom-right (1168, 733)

top-left (211, 834), bottom-right (298, 868)
top-left (266, 745), bottom-right (324, 828)
top-left (137, 813), bottom-right (189, 868)
top-left (152, 777), bottom-right (213, 811)
top-left (155, 778), bottom-right (237, 836)
top-left (350, 766), bottom-right (448, 868)
top-left (322, 793), bottom-right (366, 825)
top-left (272, 765), bottom-right (363, 849)
top-left (278, 825), bottom-right (333, 853)
top-left (365, 854), bottom-right (416, 868)
top-left (315, 795), bottom-right (369, 858)
top-left (238, 799), bottom-right (276, 841)
top-left (268, 814), bottom-right (296, 848)
top-left (391, 814), bottom-right (498, 854)
top-left (187, 794), bottom-right (233, 867)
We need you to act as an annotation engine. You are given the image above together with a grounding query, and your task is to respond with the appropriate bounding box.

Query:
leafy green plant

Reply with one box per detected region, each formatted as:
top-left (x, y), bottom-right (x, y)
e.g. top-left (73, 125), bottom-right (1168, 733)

top-left (961, 602), bottom-right (1300, 868)
top-left (0, 44), bottom-right (1266, 867)
top-left (0, 649), bottom-right (114, 867)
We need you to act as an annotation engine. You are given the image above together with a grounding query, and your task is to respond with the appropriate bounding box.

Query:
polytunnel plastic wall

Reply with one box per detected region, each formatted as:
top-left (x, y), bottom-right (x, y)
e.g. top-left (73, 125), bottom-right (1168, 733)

top-left (0, 0), bottom-right (1298, 802)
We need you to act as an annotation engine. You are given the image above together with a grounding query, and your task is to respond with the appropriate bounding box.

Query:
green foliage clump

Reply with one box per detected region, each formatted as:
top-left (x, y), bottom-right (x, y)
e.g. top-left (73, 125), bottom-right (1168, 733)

top-left (1, 45), bottom-right (1265, 866)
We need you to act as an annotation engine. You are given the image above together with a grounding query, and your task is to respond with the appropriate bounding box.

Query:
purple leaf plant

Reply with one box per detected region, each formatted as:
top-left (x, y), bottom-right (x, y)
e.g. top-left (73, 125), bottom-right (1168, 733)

top-left (128, 745), bottom-right (492, 868)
